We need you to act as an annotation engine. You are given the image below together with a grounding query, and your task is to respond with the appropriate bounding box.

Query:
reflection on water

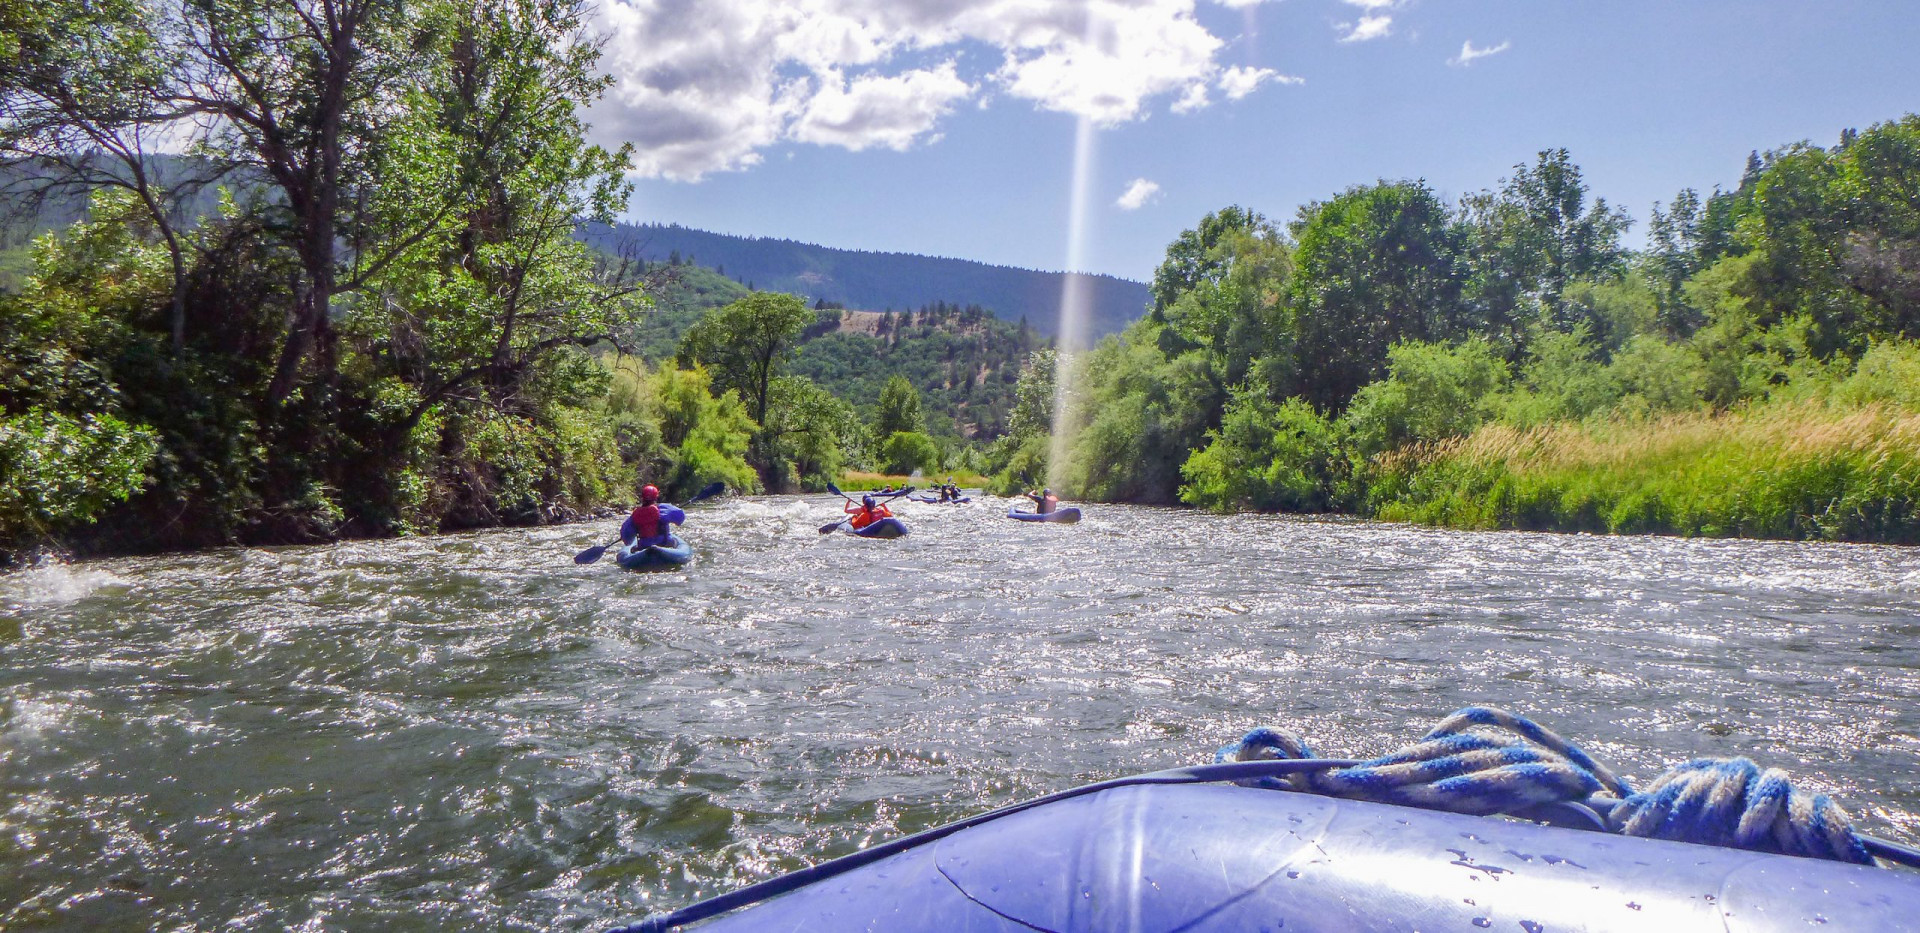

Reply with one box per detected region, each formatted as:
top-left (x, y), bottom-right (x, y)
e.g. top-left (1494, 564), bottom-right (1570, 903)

top-left (4, 499), bottom-right (1919, 929)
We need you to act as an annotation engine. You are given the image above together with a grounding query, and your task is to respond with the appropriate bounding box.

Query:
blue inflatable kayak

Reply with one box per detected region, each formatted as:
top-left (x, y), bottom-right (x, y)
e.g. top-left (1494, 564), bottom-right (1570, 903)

top-left (846, 517), bottom-right (910, 539)
top-left (614, 534), bottom-right (693, 571)
top-left (1008, 506), bottom-right (1081, 523)
top-left (911, 495), bottom-right (971, 504)
top-left (622, 780), bottom-right (1920, 932)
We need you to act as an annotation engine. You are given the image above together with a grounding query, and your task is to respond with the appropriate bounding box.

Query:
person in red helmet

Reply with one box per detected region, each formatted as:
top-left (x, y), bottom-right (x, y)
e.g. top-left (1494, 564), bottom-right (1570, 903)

top-left (621, 484), bottom-right (685, 548)
top-left (843, 493), bottom-right (892, 530)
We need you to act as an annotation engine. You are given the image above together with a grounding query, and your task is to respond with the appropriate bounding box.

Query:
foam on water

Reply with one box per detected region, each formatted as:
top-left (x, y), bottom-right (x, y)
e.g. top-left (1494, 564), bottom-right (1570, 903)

top-left (0, 560), bottom-right (123, 612)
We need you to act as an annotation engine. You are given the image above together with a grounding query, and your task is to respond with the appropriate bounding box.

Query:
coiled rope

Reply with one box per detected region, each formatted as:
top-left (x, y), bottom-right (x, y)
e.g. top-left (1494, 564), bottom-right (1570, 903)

top-left (1216, 706), bottom-right (1873, 864)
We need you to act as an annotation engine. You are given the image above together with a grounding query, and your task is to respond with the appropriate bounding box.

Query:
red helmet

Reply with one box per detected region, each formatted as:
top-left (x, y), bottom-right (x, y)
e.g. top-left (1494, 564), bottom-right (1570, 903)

top-left (641, 484), bottom-right (660, 503)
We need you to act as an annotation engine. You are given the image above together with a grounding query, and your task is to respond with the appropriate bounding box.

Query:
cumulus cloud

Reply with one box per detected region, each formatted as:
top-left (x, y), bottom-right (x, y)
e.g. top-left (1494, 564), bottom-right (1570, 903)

top-left (1171, 83), bottom-right (1211, 114)
top-left (592, 0), bottom-right (1296, 180)
top-left (1339, 14), bottom-right (1393, 43)
top-left (1116, 178), bottom-right (1163, 210)
top-left (791, 64), bottom-right (973, 151)
top-left (1217, 65), bottom-right (1300, 99)
top-left (1334, 0), bottom-right (1395, 43)
top-left (1449, 39), bottom-right (1512, 67)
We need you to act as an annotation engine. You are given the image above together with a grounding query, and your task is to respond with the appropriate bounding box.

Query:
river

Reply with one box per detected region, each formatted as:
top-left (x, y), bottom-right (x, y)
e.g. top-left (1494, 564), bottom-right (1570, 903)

top-left (4, 497), bottom-right (1919, 930)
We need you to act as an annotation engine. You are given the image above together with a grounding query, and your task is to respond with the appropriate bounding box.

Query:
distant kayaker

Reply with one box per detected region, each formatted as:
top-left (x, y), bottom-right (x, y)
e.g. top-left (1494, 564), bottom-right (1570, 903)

top-left (845, 494), bottom-right (893, 530)
top-left (1025, 488), bottom-right (1059, 515)
top-left (622, 484), bottom-right (685, 547)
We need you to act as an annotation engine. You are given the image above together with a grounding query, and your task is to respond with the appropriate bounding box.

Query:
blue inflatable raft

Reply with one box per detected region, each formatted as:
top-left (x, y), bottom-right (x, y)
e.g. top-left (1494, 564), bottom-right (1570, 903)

top-left (616, 775), bottom-right (1920, 932)
top-left (614, 534), bottom-right (693, 571)
top-left (845, 517), bottom-right (910, 538)
top-left (1009, 506), bottom-right (1081, 523)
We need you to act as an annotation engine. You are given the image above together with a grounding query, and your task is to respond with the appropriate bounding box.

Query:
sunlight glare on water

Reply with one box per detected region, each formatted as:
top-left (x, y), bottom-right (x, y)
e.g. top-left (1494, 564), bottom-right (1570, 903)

top-left (4, 499), bottom-right (1920, 930)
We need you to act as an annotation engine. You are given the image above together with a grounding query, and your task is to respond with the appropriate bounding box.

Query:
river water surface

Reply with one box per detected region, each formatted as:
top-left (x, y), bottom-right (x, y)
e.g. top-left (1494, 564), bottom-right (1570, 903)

top-left (4, 497), bottom-right (1920, 930)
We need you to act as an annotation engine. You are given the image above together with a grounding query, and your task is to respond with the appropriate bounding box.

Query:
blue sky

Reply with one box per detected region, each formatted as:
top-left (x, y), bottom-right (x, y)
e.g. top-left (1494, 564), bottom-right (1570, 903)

top-left (593, 0), bottom-right (1920, 282)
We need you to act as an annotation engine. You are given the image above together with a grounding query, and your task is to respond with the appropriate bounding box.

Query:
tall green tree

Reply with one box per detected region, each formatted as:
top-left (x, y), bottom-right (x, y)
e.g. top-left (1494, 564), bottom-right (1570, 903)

top-left (676, 292), bottom-right (813, 427)
top-left (0, 0), bottom-right (210, 353)
top-left (875, 373), bottom-right (924, 436)
top-left (352, 0), bottom-right (640, 439)
top-left (1460, 149), bottom-right (1630, 342)
top-left (1287, 180), bottom-right (1467, 410)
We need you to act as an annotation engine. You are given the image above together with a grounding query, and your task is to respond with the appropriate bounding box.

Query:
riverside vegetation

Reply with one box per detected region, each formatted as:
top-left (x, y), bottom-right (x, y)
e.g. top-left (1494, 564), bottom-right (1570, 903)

top-left (0, 0), bottom-right (1022, 564)
top-left (984, 117), bottom-right (1920, 544)
top-left (5, 0), bottom-right (1918, 560)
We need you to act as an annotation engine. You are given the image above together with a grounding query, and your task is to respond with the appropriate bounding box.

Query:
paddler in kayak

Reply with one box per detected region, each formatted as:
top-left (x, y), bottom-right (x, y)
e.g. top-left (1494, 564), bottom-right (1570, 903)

top-left (1023, 488), bottom-right (1059, 515)
top-left (621, 484), bottom-right (685, 547)
top-left (844, 493), bottom-right (893, 531)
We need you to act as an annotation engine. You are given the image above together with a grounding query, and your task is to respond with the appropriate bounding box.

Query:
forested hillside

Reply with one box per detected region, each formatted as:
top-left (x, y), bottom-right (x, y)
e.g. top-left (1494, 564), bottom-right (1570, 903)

top-left (790, 302), bottom-right (1043, 439)
top-left (579, 221), bottom-right (1149, 338)
top-left (619, 262), bottom-right (1044, 440)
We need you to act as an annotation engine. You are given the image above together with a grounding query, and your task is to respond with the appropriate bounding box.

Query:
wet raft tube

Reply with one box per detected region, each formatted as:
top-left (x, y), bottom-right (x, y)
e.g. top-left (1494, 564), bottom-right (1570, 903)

top-left (614, 534), bottom-right (693, 571)
top-left (697, 783), bottom-right (1920, 932)
top-left (846, 517), bottom-right (910, 539)
top-left (1008, 506), bottom-right (1082, 523)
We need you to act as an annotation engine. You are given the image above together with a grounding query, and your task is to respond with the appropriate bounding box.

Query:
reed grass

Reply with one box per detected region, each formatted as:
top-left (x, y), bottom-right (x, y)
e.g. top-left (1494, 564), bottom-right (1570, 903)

top-left (1368, 401), bottom-right (1920, 543)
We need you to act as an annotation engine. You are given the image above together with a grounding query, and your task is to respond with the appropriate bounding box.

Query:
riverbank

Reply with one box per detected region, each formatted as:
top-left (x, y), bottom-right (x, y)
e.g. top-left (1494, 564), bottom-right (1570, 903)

top-left (835, 470), bottom-right (989, 492)
top-left (1364, 402), bottom-right (1920, 544)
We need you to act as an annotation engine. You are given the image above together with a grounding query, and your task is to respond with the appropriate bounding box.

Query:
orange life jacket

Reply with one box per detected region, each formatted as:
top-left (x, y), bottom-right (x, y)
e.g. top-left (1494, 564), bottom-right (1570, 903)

top-left (847, 503), bottom-right (892, 529)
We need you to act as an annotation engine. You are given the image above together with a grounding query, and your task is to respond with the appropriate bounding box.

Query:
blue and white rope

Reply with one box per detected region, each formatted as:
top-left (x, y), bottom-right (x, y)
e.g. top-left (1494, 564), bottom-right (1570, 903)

top-left (1217, 706), bottom-right (1872, 864)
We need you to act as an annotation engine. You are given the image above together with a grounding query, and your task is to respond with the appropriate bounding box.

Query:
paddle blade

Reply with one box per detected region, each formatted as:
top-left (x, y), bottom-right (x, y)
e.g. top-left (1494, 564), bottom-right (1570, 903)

top-left (818, 519), bottom-right (846, 534)
top-left (688, 481), bottom-right (725, 503)
top-left (574, 543), bottom-right (611, 564)
top-left (826, 480), bottom-right (844, 498)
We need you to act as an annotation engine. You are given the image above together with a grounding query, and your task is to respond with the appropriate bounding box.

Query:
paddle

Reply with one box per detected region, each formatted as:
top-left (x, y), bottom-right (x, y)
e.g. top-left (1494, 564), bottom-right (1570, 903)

top-left (818, 483), bottom-right (913, 534)
top-left (574, 482), bottom-right (726, 564)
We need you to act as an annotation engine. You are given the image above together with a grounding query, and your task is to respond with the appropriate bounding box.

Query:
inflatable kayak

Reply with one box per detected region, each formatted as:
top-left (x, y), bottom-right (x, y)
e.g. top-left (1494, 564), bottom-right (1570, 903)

top-left (1008, 506), bottom-right (1081, 523)
top-left (911, 495), bottom-right (971, 504)
top-left (614, 534), bottom-right (693, 571)
top-left (845, 517), bottom-right (909, 539)
top-left (620, 780), bottom-right (1920, 932)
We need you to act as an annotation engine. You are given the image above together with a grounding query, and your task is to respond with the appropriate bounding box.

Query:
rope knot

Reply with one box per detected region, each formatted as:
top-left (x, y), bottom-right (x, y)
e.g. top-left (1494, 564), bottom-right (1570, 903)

top-left (1610, 757), bottom-right (1872, 864)
top-left (1216, 708), bottom-right (1875, 865)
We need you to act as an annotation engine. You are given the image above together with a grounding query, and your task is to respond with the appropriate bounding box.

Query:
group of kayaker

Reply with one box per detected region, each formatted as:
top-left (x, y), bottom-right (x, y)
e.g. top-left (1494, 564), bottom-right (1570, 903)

top-left (616, 482), bottom-right (1066, 545)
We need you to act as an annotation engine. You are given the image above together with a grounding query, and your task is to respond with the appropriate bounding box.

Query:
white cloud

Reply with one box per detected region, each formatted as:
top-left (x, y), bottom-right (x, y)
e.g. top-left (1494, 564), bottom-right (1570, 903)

top-left (1116, 178), bottom-right (1163, 210)
top-left (1449, 39), bottom-right (1512, 67)
top-left (1339, 14), bottom-right (1393, 43)
top-left (592, 0), bottom-right (1290, 180)
top-left (1217, 65), bottom-right (1300, 99)
top-left (791, 64), bottom-right (973, 151)
top-left (1341, 0), bottom-right (1397, 8)
top-left (1212, 0), bottom-right (1275, 8)
top-left (1171, 83), bottom-right (1211, 114)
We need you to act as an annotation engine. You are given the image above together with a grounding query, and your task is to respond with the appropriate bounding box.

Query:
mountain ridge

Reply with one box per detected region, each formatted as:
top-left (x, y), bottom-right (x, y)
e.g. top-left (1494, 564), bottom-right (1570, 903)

top-left (579, 221), bottom-right (1150, 338)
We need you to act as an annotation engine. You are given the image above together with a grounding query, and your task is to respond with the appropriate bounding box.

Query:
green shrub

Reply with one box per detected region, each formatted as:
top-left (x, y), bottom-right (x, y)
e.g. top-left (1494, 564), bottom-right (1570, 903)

top-left (1181, 394), bottom-right (1345, 512)
top-left (879, 430), bottom-right (940, 475)
top-left (1343, 338), bottom-right (1509, 456)
top-left (0, 408), bottom-right (157, 544)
